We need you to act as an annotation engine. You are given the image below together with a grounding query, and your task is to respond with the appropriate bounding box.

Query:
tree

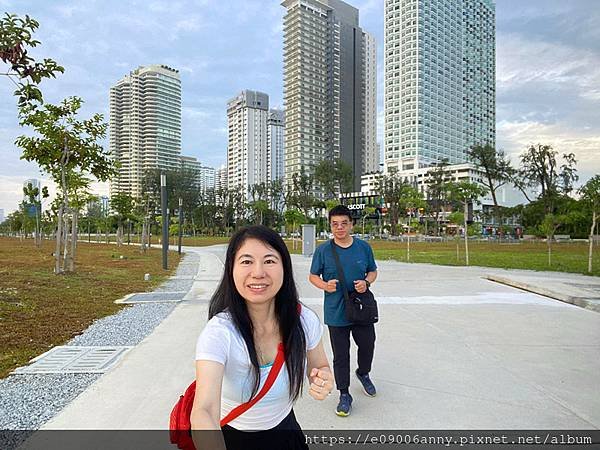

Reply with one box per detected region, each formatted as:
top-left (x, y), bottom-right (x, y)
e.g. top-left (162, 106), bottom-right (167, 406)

top-left (22, 181), bottom-right (48, 246)
top-left (398, 184), bottom-right (425, 262)
top-left (286, 173), bottom-right (316, 219)
top-left (15, 96), bottom-right (114, 273)
top-left (110, 192), bottom-right (135, 246)
top-left (540, 213), bottom-right (570, 267)
top-left (516, 144), bottom-right (578, 213)
top-left (313, 158), bottom-right (353, 199)
top-left (1, 13), bottom-right (64, 106)
top-left (468, 144), bottom-right (515, 225)
top-left (284, 208), bottom-right (305, 251)
top-left (426, 159), bottom-right (452, 235)
top-left (578, 175), bottom-right (600, 273)
top-left (447, 181), bottom-right (488, 266)
top-left (374, 170), bottom-right (402, 236)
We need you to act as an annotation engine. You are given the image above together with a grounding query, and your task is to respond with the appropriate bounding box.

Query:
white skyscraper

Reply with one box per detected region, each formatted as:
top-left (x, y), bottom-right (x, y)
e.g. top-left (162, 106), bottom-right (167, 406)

top-left (0, 209), bottom-right (5, 224)
top-left (110, 65), bottom-right (182, 197)
top-left (199, 165), bottom-right (216, 193)
top-left (215, 165), bottom-right (227, 192)
top-left (363, 31), bottom-right (379, 174)
top-left (226, 90), bottom-right (269, 198)
top-left (383, 0), bottom-right (495, 172)
top-left (282, 0), bottom-right (376, 192)
top-left (267, 109), bottom-right (285, 182)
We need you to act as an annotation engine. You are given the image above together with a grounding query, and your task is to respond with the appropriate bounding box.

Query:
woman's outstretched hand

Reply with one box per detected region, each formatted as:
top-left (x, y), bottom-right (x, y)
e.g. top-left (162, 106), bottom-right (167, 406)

top-left (308, 367), bottom-right (333, 400)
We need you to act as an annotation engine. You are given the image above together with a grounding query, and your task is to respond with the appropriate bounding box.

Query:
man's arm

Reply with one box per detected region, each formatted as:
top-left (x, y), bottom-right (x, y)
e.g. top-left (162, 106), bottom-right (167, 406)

top-left (309, 273), bottom-right (338, 293)
top-left (354, 270), bottom-right (377, 293)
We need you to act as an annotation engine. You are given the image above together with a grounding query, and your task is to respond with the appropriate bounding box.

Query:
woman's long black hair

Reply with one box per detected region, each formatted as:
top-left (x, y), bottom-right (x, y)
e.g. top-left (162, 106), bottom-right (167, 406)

top-left (208, 225), bottom-right (306, 402)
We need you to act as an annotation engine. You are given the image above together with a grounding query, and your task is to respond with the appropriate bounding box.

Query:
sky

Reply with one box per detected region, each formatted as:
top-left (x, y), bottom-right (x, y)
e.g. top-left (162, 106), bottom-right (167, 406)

top-left (1, 0), bottom-right (599, 215)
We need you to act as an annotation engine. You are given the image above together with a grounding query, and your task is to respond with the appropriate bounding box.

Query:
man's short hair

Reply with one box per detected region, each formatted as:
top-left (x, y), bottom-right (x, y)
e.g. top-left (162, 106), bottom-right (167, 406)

top-left (328, 204), bottom-right (352, 222)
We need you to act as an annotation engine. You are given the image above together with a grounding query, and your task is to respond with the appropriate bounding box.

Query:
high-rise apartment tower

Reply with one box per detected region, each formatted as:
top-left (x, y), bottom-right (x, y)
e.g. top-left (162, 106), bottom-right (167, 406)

top-left (110, 65), bottom-right (182, 197)
top-left (363, 31), bottom-right (379, 174)
top-left (226, 90), bottom-right (269, 198)
top-left (384, 0), bottom-right (495, 172)
top-left (267, 109), bottom-right (285, 182)
top-left (282, 0), bottom-right (376, 192)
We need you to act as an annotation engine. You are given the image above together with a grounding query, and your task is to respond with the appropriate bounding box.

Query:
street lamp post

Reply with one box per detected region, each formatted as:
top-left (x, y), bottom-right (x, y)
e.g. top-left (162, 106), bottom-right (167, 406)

top-left (178, 197), bottom-right (183, 255)
top-left (161, 172), bottom-right (168, 270)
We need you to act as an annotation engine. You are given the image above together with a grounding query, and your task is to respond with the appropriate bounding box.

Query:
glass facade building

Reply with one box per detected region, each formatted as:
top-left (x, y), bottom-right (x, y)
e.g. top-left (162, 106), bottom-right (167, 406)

top-left (384, 0), bottom-right (495, 172)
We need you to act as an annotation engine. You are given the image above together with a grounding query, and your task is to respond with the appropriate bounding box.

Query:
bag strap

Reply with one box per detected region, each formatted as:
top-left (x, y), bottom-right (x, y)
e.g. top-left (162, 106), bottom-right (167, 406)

top-left (330, 239), bottom-right (351, 303)
top-left (220, 342), bottom-right (285, 426)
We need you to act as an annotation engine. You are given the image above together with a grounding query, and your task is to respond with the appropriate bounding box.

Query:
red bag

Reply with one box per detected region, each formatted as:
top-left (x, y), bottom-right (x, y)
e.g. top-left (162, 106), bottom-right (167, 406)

top-left (169, 343), bottom-right (285, 450)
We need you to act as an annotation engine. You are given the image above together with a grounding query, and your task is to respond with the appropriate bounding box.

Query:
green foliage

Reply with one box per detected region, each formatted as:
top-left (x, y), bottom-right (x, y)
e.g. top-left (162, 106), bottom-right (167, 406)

top-left (517, 144), bottom-right (578, 212)
top-left (447, 211), bottom-right (464, 225)
top-left (313, 158), bottom-right (353, 199)
top-left (16, 97), bottom-right (114, 182)
top-left (0, 13), bottom-right (64, 106)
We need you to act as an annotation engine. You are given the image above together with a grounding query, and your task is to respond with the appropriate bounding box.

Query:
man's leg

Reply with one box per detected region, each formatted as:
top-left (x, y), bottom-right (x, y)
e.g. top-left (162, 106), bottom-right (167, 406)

top-left (351, 323), bottom-right (376, 376)
top-left (327, 325), bottom-right (352, 392)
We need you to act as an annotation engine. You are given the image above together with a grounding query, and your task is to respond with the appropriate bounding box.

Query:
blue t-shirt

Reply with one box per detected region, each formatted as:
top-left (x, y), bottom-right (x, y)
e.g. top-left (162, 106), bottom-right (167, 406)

top-left (310, 238), bottom-right (377, 326)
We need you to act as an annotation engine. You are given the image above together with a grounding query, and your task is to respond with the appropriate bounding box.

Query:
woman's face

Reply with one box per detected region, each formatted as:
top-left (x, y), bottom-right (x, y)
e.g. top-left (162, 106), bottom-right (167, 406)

top-left (233, 238), bottom-right (284, 306)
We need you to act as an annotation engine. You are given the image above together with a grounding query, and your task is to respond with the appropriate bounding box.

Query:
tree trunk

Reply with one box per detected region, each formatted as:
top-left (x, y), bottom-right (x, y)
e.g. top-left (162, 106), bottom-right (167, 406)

top-left (35, 209), bottom-right (41, 248)
top-left (406, 221), bottom-right (411, 262)
top-left (55, 206), bottom-right (64, 274)
top-left (589, 211), bottom-right (597, 273)
top-left (464, 202), bottom-right (470, 266)
top-left (68, 210), bottom-right (78, 272)
top-left (141, 220), bottom-right (147, 253)
top-left (117, 221), bottom-right (123, 247)
top-left (63, 214), bottom-right (72, 272)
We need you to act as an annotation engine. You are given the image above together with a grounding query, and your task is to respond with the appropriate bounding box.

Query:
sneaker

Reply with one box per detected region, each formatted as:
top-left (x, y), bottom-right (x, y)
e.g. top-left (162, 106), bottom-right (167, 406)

top-left (335, 393), bottom-right (353, 417)
top-left (355, 369), bottom-right (377, 397)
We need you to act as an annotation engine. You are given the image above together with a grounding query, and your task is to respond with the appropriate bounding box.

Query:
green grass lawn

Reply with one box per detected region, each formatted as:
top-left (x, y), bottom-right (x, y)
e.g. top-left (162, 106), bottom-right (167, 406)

top-left (0, 237), bottom-right (181, 379)
top-left (370, 239), bottom-right (600, 276)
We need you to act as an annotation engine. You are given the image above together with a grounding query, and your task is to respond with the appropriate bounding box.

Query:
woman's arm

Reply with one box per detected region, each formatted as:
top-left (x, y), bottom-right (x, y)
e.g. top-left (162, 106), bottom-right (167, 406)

top-left (190, 360), bottom-right (227, 450)
top-left (306, 340), bottom-right (333, 400)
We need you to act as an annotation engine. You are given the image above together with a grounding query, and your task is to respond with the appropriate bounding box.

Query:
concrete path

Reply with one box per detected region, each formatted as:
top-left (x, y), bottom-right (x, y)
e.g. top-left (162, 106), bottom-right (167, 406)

top-left (42, 244), bottom-right (600, 430)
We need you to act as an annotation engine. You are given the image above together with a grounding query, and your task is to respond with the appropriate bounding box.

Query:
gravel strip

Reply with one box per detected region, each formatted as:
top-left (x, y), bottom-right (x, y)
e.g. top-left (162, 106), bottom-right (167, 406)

top-left (0, 253), bottom-right (199, 440)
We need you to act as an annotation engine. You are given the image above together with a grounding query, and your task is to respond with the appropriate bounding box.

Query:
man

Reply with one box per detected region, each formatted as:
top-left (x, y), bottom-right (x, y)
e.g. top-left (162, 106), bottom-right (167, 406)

top-left (309, 204), bottom-right (378, 417)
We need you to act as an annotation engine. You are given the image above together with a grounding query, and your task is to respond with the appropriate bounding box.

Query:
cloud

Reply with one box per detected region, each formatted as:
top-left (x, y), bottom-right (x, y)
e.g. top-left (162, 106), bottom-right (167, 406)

top-left (497, 120), bottom-right (600, 185)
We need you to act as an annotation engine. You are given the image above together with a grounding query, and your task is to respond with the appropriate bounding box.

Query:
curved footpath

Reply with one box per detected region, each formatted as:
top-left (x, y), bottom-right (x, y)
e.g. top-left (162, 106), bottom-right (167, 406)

top-left (4, 244), bottom-right (600, 438)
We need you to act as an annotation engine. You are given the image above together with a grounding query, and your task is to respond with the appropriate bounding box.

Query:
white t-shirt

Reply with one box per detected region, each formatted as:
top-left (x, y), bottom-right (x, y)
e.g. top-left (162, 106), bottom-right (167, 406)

top-left (195, 305), bottom-right (323, 431)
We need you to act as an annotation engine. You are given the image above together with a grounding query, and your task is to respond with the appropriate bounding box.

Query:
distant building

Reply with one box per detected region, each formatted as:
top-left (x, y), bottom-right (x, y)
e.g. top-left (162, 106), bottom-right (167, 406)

top-left (179, 155), bottom-right (202, 188)
top-left (99, 196), bottom-right (109, 213)
top-left (363, 31), bottom-right (379, 174)
top-left (0, 208), bottom-right (5, 224)
top-left (267, 109), bottom-right (285, 182)
top-left (357, 163), bottom-right (527, 222)
top-left (384, 0), bottom-right (496, 172)
top-left (215, 164), bottom-right (227, 192)
top-left (110, 64), bottom-right (182, 197)
top-left (199, 165), bottom-right (216, 193)
top-left (282, 0), bottom-right (377, 192)
top-left (227, 90), bottom-right (269, 198)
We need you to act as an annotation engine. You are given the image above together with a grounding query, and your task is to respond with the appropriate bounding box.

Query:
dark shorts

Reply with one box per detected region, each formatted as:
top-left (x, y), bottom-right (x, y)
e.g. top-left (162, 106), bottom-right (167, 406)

top-left (221, 408), bottom-right (308, 450)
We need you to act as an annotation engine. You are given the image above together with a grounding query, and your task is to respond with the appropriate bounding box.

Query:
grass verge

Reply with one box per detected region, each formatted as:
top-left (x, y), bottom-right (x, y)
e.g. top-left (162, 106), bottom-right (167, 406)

top-left (286, 238), bottom-right (599, 277)
top-left (0, 237), bottom-right (181, 379)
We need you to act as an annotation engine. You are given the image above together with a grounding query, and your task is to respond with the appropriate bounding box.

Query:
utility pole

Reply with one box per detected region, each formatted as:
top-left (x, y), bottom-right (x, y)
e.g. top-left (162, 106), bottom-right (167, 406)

top-left (178, 197), bottom-right (183, 255)
top-left (161, 172), bottom-right (168, 270)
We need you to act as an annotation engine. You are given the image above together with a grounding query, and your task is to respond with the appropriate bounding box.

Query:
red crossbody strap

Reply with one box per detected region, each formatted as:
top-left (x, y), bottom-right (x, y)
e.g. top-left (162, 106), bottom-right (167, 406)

top-left (219, 342), bottom-right (285, 427)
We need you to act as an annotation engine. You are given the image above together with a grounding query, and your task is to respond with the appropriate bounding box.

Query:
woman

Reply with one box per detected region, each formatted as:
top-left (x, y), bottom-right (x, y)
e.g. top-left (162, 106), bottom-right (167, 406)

top-left (190, 225), bottom-right (333, 450)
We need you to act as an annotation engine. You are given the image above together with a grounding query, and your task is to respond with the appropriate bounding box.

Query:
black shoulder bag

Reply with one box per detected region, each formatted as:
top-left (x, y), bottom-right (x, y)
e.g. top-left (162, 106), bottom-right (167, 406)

top-left (330, 240), bottom-right (379, 324)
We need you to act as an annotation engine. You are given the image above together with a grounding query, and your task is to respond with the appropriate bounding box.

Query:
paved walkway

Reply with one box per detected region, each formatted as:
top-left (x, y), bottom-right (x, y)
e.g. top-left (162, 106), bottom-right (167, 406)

top-left (41, 244), bottom-right (600, 430)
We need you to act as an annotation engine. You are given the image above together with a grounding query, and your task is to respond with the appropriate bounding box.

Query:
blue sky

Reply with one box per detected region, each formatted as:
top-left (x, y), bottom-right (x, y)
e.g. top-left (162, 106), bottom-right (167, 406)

top-left (1, 0), bottom-right (599, 214)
